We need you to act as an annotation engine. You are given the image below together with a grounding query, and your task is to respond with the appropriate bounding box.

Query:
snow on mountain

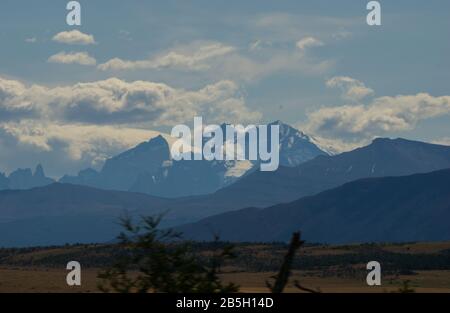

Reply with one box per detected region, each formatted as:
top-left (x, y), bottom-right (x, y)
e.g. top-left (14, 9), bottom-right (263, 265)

top-left (2, 121), bottom-right (328, 197)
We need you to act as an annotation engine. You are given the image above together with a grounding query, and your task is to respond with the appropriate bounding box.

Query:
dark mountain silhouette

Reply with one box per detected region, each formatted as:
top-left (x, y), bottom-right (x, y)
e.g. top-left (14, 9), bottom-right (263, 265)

top-left (1, 137), bottom-right (450, 247)
top-left (129, 159), bottom-right (249, 198)
top-left (0, 183), bottom-right (176, 247)
top-left (163, 138), bottom-right (450, 221)
top-left (177, 169), bottom-right (450, 243)
top-left (210, 138), bottom-right (450, 207)
top-left (0, 183), bottom-right (173, 220)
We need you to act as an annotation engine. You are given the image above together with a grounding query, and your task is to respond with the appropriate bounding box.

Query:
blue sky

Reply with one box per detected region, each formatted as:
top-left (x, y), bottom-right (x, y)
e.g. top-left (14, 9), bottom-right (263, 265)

top-left (0, 0), bottom-right (449, 177)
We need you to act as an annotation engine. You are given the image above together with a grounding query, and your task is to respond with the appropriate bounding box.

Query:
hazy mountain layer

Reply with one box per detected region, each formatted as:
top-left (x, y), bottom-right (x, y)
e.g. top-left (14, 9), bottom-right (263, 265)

top-left (177, 169), bottom-right (450, 243)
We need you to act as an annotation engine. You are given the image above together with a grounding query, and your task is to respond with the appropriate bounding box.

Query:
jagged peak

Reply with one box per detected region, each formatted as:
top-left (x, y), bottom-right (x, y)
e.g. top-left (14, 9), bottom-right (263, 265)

top-left (269, 120), bottom-right (301, 130)
top-left (10, 168), bottom-right (33, 176)
top-left (268, 120), bottom-right (310, 140)
top-left (151, 134), bottom-right (165, 140)
top-left (269, 120), bottom-right (282, 125)
top-left (108, 134), bottom-right (169, 163)
top-left (269, 120), bottom-right (289, 127)
top-left (147, 134), bottom-right (168, 145)
top-left (34, 164), bottom-right (45, 177)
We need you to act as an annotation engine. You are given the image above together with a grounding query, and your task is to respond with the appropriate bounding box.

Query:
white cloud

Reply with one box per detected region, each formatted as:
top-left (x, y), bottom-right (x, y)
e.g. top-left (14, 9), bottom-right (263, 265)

top-left (0, 75), bottom-right (261, 176)
top-left (0, 76), bottom-right (260, 127)
top-left (0, 77), bottom-right (38, 121)
top-left (98, 42), bottom-right (236, 71)
top-left (326, 76), bottom-right (374, 101)
top-left (0, 121), bottom-right (167, 176)
top-left (0, 122), bottom-right (161, 158)
top-left (296, 37), bottom-right (324, 51)
top-left (48, 51), bottom-right (97, 66)
top-left (303, 78), bottom-right (450, 152)
top-left (307, 93), bottom-right (450, 141)
top-left (52, 30), bottom-right (96, 45)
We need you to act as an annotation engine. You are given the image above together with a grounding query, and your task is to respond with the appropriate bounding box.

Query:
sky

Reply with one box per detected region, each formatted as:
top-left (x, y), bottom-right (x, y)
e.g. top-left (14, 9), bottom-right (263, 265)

top-left (0, 0), bottom-right (449, 177)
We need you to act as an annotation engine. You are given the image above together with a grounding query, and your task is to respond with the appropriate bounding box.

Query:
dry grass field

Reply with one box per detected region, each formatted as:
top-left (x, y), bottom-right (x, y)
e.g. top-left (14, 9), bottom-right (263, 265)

top-left (1, 241), bottom-right (449, 293)
top-left (0, 267), bottom-right (449, 293)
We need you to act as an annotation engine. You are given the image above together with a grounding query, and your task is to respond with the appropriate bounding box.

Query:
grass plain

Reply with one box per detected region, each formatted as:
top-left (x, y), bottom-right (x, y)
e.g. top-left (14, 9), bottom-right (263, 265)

top-left (0, 241), bottom-right (449, 293)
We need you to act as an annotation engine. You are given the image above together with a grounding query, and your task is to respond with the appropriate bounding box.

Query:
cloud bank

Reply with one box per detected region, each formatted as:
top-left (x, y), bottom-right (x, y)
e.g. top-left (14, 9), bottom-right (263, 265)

top-left (0, 76), bottom-right (260, 175)
top-left (307, 93), bottom-right (450, 141)
top-left (0, 76), bottom-right (259, 126)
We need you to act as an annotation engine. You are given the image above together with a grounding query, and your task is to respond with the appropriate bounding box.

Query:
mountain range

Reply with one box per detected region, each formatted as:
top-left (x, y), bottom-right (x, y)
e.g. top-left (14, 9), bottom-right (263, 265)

top-left (1, 135), bottom-right (450, 246)
top-left (177, 169), bottom-right (450, 243)
top-left (58, 121), bottom-right (328, 198)
top-left (210, 137), bottom-right (450, 207)
top-left (0, 165), bottom-right (54, 191)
